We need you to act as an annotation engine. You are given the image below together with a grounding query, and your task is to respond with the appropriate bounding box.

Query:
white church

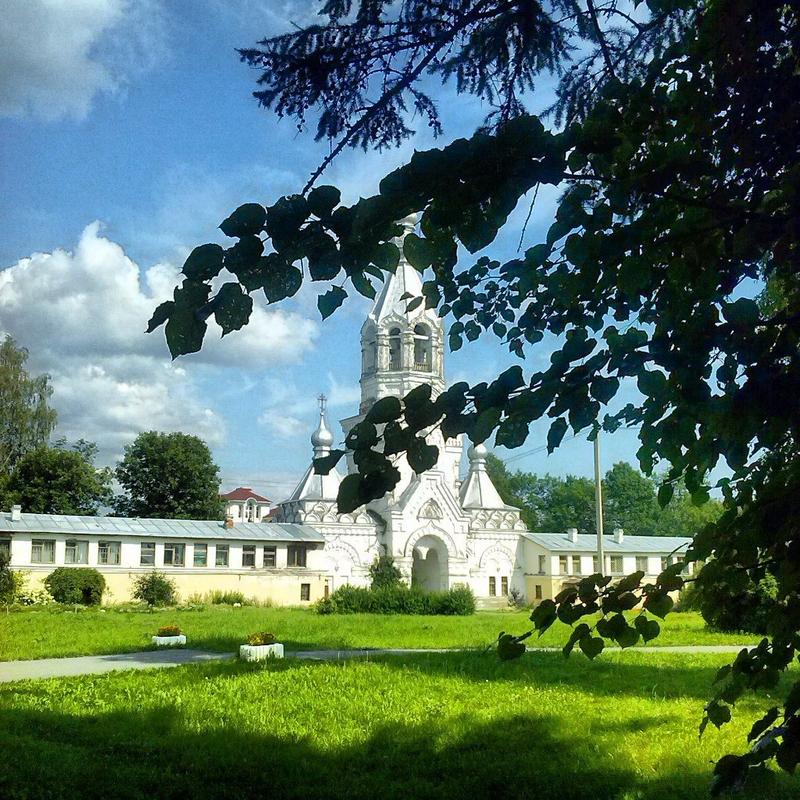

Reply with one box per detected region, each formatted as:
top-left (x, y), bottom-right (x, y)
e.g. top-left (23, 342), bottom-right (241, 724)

top-left (0, 217), bottom-right (690, 606)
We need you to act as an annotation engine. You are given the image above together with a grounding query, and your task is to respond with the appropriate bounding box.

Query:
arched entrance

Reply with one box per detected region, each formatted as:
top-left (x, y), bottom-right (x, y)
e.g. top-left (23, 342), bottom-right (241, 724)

top-left (411, 534), bottom-right (449, 592)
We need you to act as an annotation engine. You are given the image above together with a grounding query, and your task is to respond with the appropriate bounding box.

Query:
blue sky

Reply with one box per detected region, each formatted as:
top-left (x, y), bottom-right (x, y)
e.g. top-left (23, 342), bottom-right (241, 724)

top-left (0, 0), bottom-right (648, 501)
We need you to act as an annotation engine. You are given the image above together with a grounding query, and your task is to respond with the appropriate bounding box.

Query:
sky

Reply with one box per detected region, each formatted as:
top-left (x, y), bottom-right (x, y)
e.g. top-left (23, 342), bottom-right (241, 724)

top-left (0, 0), bottom-right (648, 501)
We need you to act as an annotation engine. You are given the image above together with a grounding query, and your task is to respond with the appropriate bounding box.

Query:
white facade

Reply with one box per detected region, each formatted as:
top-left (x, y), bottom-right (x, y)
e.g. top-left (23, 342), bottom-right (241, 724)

top-left (275, 215), bottom-right (692, 604)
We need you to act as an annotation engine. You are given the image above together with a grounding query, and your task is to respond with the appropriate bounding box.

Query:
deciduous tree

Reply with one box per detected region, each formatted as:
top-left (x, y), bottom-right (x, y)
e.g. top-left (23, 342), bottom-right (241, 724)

top-left (149, 1), bottom-right (800, 788)
top-left (114, 432), bottom-right (223, 520)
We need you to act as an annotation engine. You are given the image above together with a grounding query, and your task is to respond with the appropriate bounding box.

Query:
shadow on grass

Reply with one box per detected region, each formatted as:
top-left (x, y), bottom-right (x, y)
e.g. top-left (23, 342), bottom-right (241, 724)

top-left (0, 703), bottom-right (773, 800)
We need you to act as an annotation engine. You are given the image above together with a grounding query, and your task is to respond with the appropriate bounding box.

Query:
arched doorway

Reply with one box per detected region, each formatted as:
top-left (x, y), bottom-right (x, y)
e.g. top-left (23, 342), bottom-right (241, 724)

top-left (411, 534), bottom-right (449, 592)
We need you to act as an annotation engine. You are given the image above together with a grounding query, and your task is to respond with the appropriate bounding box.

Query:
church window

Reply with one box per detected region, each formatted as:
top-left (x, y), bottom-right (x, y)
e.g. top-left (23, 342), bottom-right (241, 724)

top-left (501, 576), bottom-right (509, 596)
top-left (300, 583), bottom-right (311, 601)
top-left (288, 545), bottom-right (307, 567)
top-left (413, 324), bottom-right (432, 371)
top-left (242, 545), bottom-right (256, 567)
top-left (388, 328), bottom-right (402, 370)
top-left (488, 576), bottom-right (496, 596)
top-left (263, 546), bottom-right (276, 568)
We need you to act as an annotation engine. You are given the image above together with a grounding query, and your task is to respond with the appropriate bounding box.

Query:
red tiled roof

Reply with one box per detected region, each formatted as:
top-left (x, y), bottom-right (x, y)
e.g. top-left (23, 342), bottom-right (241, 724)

top-left (220, 487), bottom-right (271, 503)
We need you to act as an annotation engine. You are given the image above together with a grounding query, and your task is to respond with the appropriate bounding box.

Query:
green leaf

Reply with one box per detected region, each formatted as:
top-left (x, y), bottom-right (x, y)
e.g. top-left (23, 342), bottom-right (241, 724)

top-left (643, 590), bottom-right (674, 619)
top-left (563, 623), bottom-right (591, 657)
top-left (365, 396), bottom-right (402, 425)
top-left (318, 286), bottom-right (347, 319)
top-left (213, 283), bottom-right (253, 336)
top-left (748, 707), bottom-right (779, 742)
top-left (307, 185), bottom-right (341, 218)
top-left (403, 233), bottom-right (434, 271)
top-left (657, 482), bottom-right (674, 508)
top-left (263, 262), bottom-right (303, 303)
top-left (336, 473), bottom-right (365, 514)
top-left (706, 701), bottom-right (732, 729)
top-left (313, 449), bottom-right (345, 476)
top-left (635, 615), bottom-right (660, 642)
top-left (165, 307), bottom-right (206, 359)
top-left (590, 376), bottom-right (619, 404)
top-left (407, 437), bottom-right (439, 474)
top-left (497, 632), bottom-right (528, 661)
top-left (579, 635), bottom-right (604, 659)
top-left (351, 271), bottom-right (376, 299)
top-left (147, 301), bottom-right (174, 333)
top-left (530, 599), bottom-right (557, 634)
top-left (547, 418), bottom-right (568, 453)
top-left (219, 203), bottom-right (267, 238)
top-left (182, 243), bottom-right (224, 281)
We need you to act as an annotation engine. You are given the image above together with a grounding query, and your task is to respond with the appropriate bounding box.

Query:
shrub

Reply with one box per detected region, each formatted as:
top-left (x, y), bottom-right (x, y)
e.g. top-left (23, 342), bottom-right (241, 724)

top-left (696, 571), bottom-right (779, 634)
top-left (0, 556), bottom-right (25, 607)
top-left (246, 631), bottom-right (277, 646)
top-left (315, 583), bottom-right (475, 616)
top-left (208, 590), bottom-right (247, 605)
top-left (44, 567), bottom-right (105, 606)
top-left (156, 625), bottom-right (181, 637)
top-left (132, 571), bottom-right (176, 607)
top-left (368, 555), bottom-right (403, 589)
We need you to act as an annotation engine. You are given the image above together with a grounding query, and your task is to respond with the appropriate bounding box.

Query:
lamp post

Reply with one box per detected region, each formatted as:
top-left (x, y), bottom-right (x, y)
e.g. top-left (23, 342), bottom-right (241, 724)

top-left (594, 432), bottom-right (605, 574)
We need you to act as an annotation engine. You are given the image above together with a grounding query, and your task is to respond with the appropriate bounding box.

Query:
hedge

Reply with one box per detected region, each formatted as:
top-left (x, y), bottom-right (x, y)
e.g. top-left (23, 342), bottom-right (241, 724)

top-left (44, 567), bottom-right (105, 606)
top-left (316, 584), bottom-right (475, 615)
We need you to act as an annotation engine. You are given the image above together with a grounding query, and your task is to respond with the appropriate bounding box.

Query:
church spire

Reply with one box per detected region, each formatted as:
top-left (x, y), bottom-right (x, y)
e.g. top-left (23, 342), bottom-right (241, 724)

top-left (358, 214), bottom-right (445, 414)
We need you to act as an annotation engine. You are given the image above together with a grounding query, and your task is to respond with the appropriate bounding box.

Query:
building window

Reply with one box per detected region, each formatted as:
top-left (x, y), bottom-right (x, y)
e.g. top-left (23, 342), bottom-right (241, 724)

top-left (245, 502), bottom-right (256, 523)
top-left (300, 583), bottom-right (311, 602)
top-left (488, 576), bottom-right (496, 596)
top-left (501, 576), bottom-right (509, 596)
top-left (559, 555), bottom-right (568, 575)
top-left (660, 556), bottom-right (668, 573)
top-left (163, 543), bottom-right (185, 567)
top-left (0, 537), bottom-right (10, 561)
top-left (193, 543), bottom-right (207, 567)
top-left (388, 327), bottom-right (402, 370)
top-left (65, 539), bottom-right (88, 564)
top-left (140, 542), bottom-right (155, 566)
top-left (535, 584), bottom-right (543, 600)
top-left (636, 556), bottom-right (649, 573)
top-left (538, 554), bottom-right (546, 574)
top-left (215, 545), bottom-right (229, 567)
top-left (242, 545), bottom-right (256, 568)
top-left (263, 546), bottom-right (276, 568)
top-left (31, 539), bottom-right (55, 564)
top-left (98, 541), bottom-right (121, 566)
top-left (287, 545), bottom-right (307, 567)
top-left (413, 323), bottom-right (432, 371)
top-left (572, 557), bottom-right (581, 575)
top-left (324, 580), bottom-right (330, 599)
top-left (610, 555), bottom-right (624, 574)
top-left (593, 556), bottom-right (600, 574)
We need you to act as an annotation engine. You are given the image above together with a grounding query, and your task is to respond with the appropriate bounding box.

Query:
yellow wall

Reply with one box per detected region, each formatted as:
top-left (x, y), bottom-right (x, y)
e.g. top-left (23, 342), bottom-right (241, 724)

top-left (23, 567), bottom-right (328, 606)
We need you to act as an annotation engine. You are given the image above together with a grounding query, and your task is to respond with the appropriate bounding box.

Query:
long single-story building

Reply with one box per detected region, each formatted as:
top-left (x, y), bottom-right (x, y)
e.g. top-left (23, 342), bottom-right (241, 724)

top-left (0, 506), bottom-right (328, 605)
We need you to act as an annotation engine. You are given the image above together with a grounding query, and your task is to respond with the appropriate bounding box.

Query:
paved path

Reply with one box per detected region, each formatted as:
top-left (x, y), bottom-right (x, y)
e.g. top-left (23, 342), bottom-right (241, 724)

top-left (0, 644), bottom-right (753, 684)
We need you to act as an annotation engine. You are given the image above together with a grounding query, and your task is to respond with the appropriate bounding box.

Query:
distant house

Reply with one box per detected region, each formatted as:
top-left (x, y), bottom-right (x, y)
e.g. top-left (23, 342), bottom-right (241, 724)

top-left (220, 487), bottom-right (272, 523)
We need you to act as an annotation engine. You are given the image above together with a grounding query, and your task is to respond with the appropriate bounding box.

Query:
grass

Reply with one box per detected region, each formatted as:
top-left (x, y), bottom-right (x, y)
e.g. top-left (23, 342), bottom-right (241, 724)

top-left (0, 606), bottom-right (762, 661)
top-left (0, 651), bottom-right (795, 799)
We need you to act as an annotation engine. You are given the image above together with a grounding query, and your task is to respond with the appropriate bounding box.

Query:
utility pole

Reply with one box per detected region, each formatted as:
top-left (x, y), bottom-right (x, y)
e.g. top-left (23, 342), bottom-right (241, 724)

top-left (594, 432), bottom-right (605, 574)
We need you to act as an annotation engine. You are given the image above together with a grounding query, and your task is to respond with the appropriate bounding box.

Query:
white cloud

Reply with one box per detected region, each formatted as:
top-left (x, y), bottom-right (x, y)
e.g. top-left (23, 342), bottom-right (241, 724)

top-left (0, 0), bottom-right (166, 121)
top-left (0, 222), bottom-right (318, 462)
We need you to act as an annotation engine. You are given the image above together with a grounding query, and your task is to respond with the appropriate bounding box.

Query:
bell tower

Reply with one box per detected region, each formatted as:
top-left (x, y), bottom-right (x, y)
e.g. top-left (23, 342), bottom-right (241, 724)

top-left (358, 214), bottom-right (445, 415)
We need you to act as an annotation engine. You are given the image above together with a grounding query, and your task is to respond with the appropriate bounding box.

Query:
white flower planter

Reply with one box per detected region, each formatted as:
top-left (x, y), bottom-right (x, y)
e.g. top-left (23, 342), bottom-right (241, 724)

top-left (152, 634), bottom-right (186, 647)
top-left (239, 643), bottom-right (284, 662)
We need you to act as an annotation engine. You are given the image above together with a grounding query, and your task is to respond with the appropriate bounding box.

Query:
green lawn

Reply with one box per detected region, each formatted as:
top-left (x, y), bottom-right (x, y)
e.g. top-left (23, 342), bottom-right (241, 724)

top-left (0, 651), bottom-right (794, 799)
top-left (0, 606), bottom-right (762, 661)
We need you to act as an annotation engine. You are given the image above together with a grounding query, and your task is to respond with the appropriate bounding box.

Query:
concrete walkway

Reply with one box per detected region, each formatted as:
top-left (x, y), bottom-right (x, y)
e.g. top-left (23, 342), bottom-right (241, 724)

top-left (0, 644), bottom-right (753, 684)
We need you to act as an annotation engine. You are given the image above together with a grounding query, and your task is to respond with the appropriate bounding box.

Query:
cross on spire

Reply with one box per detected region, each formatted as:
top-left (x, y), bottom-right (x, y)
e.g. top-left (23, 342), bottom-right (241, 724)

top-left (318, 393), bottom-right (327, 415)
